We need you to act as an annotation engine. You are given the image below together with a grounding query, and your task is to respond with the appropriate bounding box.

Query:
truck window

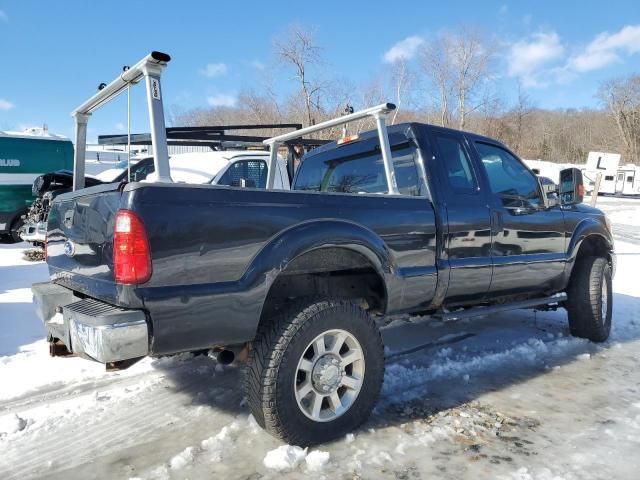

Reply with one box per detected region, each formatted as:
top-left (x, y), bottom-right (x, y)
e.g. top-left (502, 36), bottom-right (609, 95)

top-left (475, 142), bottom-right (542, 208)
top-left (218, 160), bottom-right (268, 188)
top-left (433, 134), bottom-right (477, 192)
top-left (294, 146), bottom-right (425, 196)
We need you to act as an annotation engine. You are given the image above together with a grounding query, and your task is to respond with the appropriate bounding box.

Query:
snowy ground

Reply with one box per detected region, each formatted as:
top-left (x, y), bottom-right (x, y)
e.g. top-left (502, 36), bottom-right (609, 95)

top-left (1, 197), bottom-right (639, 479)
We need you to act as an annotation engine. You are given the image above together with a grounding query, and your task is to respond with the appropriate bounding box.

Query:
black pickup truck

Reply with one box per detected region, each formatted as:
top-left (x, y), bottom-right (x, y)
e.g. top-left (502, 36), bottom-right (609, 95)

top-left (33, 122), bottom-right (614, 445)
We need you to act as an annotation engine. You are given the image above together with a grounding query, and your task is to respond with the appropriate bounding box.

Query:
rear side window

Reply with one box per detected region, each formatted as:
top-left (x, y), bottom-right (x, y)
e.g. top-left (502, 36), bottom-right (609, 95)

top-left (217, 160), bottom-right (267, 188)
top-left (294, 146), bottom-right (425, 196)
top-left (433, 134), bottom-right (477, 192)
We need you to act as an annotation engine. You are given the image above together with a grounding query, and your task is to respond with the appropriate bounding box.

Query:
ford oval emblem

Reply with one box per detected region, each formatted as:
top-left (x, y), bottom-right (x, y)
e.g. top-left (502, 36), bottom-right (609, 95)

top-left (63, 240), bottom-right (76, 257)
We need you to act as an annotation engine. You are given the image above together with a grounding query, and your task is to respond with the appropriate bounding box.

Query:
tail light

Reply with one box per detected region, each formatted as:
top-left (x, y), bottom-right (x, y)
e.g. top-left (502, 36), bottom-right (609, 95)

top-left (113, 210), bottom-right (152, 284)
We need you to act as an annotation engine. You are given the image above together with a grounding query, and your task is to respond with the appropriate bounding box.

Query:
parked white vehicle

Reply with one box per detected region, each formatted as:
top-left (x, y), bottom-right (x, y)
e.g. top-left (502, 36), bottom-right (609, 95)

top-left (139, 150), bottom-right (290, 189)
top-left (21, 150), bottom-right (289, 245)
top-left (83, 145), bottom-right (149, 177)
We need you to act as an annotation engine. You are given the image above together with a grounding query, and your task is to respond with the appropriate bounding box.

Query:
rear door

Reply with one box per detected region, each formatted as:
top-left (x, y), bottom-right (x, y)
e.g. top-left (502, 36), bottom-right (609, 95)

top-left (429, 131), bottom-right (493, 303)
top-left (471, 140), bottom-right (565, 295)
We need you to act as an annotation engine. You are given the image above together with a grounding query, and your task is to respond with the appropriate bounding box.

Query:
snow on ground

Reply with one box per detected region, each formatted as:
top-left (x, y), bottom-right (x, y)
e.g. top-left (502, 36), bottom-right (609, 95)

top-left (594, 196), bottom-right (640, 228)
top-left (0, 197), bottom-right (639, 479)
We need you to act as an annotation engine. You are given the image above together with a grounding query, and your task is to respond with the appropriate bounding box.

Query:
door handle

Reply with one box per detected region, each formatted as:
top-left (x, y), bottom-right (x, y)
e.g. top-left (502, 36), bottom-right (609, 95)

top-left (491, 210), bottom-right (502, 236)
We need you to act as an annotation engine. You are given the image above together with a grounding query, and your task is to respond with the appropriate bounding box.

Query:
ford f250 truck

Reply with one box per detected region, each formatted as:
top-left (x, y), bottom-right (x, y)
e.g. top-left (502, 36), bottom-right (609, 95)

top-left (32, 53), bottom-right (615, 446)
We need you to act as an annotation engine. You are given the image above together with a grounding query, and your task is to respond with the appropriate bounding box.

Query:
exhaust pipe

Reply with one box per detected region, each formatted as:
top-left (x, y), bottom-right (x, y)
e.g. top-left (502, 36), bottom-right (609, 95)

top-left (216, 349), bottom-right (235, 365)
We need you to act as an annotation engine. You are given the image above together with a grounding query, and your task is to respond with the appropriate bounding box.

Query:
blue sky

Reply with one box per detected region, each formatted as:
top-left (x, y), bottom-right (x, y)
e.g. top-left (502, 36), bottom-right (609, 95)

top-left (1, 0), bottom-right (639, 141)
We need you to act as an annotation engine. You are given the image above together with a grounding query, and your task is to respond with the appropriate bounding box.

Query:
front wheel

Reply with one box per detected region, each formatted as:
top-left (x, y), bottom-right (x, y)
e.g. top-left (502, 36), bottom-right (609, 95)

top-left (566, 256), bottom-right (612, 342)
top-left (245, 299), bottom-right (384, 446)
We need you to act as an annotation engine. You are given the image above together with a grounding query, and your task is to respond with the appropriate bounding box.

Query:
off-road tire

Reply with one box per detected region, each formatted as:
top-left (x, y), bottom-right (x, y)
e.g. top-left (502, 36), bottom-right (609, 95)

top-left (566, 256), bottom-right (612, 342)
top-left (245, 298), bottom-right (384, 446)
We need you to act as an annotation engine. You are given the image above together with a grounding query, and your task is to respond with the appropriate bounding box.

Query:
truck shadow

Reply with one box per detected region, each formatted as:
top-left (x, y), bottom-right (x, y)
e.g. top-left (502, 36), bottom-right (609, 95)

top-left (155, 290), bottom-right (640, 437)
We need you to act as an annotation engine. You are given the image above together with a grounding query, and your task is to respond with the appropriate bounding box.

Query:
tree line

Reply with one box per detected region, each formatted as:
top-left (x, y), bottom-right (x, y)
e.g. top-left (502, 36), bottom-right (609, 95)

top-left (172, 24), bottom-right (640, 165)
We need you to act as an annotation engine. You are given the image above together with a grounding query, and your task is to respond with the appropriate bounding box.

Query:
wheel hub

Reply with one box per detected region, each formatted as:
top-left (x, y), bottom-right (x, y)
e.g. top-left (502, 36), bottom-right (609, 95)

top-left (311, 354), bottom-right (343, 392)
top-left (294, 328), bottom-right (366, 422)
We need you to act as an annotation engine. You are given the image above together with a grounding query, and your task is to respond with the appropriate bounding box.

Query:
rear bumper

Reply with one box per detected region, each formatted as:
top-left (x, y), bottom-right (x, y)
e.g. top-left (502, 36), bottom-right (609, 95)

top-left (20, 221), bottom-right (46, 243)
top-left (32, 282), bottom-right (149, 363)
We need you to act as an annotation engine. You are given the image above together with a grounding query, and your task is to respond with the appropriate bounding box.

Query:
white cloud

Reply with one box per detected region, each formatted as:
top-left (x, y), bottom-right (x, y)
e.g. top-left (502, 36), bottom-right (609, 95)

top-left (568, 24), bottom-right (640, 72)
top-left (383, 36), bottom-right (425, 63)
top-left (207, 93), bottom-right (236, 108)
top-left (115, 122), bottom-right (125, 132)
top-left (200, 63), bottom-right (228, 78)
top-left (0, 98), bottom-right (14, 111)
top-left (507, 32), bottom-right (565, 87)
top-left (0, 10), bottom-right (7, 22)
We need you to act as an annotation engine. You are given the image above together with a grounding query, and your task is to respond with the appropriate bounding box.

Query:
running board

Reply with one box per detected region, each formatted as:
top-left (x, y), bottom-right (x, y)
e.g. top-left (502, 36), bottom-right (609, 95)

top-left (434, 293), bottom-right (567, 322)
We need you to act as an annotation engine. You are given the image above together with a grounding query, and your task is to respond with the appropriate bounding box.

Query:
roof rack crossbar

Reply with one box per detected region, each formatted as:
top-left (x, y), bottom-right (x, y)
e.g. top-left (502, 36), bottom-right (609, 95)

top-left (70, 51), bottom-right (172, 190)
top-left (98, 129), bottom-right (330, 148)
top-left (166, 123), bottom-right (303, 133)
top-left (263, 103), bottom-right (398, 193)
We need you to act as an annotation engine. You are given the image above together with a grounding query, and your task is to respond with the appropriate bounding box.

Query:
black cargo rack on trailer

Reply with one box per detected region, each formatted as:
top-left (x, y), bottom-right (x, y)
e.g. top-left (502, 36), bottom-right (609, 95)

top-left (98, 124), bottom-right (330, 182)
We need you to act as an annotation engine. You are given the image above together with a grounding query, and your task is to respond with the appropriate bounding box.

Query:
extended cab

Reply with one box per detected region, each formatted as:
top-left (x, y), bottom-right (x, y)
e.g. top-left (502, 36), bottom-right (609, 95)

top-left (32, 54), bottom-right (614, 446)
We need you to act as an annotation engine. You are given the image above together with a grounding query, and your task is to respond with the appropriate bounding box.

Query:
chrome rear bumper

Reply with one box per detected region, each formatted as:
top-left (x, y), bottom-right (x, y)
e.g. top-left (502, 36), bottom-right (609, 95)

top-left (21, 221), bottom-right (47, 243)
top-left (32, 282), bottom-right (149, 363)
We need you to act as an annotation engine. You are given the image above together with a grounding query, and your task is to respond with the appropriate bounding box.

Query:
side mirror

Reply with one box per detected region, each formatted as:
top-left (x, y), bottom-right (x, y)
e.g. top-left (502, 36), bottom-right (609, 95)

top-left (559, 168), bottom-right (584, 206)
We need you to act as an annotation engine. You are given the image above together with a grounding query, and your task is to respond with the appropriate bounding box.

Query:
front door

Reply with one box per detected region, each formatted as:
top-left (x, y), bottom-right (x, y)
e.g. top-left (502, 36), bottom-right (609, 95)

top-left (471, 141), bottom-right (566, 295)
top-left (430, 131), bottom-right (493, 303)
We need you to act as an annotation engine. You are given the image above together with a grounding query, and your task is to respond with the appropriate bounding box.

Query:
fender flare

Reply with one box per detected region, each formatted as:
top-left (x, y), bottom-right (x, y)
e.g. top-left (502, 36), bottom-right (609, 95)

top-left (564, 217), bottom-right (614, 283)
top-left (566, 217), bottom-right (613, 262)
top-left (247, 219), bottom-right (396, 309)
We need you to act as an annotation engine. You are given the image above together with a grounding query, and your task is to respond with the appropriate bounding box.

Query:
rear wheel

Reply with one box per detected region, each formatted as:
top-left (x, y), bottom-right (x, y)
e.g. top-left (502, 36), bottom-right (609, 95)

top-left (566, 256), bottom-right (612, 342)
top-left (245, 299), bottom-right (384, 446)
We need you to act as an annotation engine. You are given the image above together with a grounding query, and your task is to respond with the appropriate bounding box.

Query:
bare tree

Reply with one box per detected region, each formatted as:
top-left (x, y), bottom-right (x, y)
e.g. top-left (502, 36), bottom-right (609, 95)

top-left (598, 74), bottom-right (640, 161)
top-left (420, 36), bottom-right (453, 127)
top-left (510, 81), bottom-right (533, 153)
top-left (420, 27), bottom-right (497, 129)
top-left (273, 24), bottom-right (324, 127)
top-left (389, 59), bottom-right (414, 124)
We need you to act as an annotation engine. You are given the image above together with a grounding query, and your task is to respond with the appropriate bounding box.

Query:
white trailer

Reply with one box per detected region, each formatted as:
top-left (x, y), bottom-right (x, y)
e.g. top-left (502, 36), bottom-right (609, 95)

top-left (583, 152), bottom-right (621, 195)
top-left (616, 164), bottom-right (640, 195)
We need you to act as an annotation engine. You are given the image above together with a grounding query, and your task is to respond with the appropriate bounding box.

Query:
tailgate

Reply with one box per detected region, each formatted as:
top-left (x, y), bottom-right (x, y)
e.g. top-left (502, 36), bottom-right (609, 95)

top-left (46, 183), bottom-right (125, 304)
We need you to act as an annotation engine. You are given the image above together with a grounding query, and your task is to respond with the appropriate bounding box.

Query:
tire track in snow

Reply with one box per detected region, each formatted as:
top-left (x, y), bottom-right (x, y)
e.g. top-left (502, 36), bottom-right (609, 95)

top-left (1, 362), bottom-right (242, 479)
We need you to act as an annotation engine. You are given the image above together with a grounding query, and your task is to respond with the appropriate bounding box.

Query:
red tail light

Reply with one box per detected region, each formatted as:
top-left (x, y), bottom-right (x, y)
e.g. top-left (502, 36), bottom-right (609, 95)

top-left (113, 210), bottom-right (152, 284)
